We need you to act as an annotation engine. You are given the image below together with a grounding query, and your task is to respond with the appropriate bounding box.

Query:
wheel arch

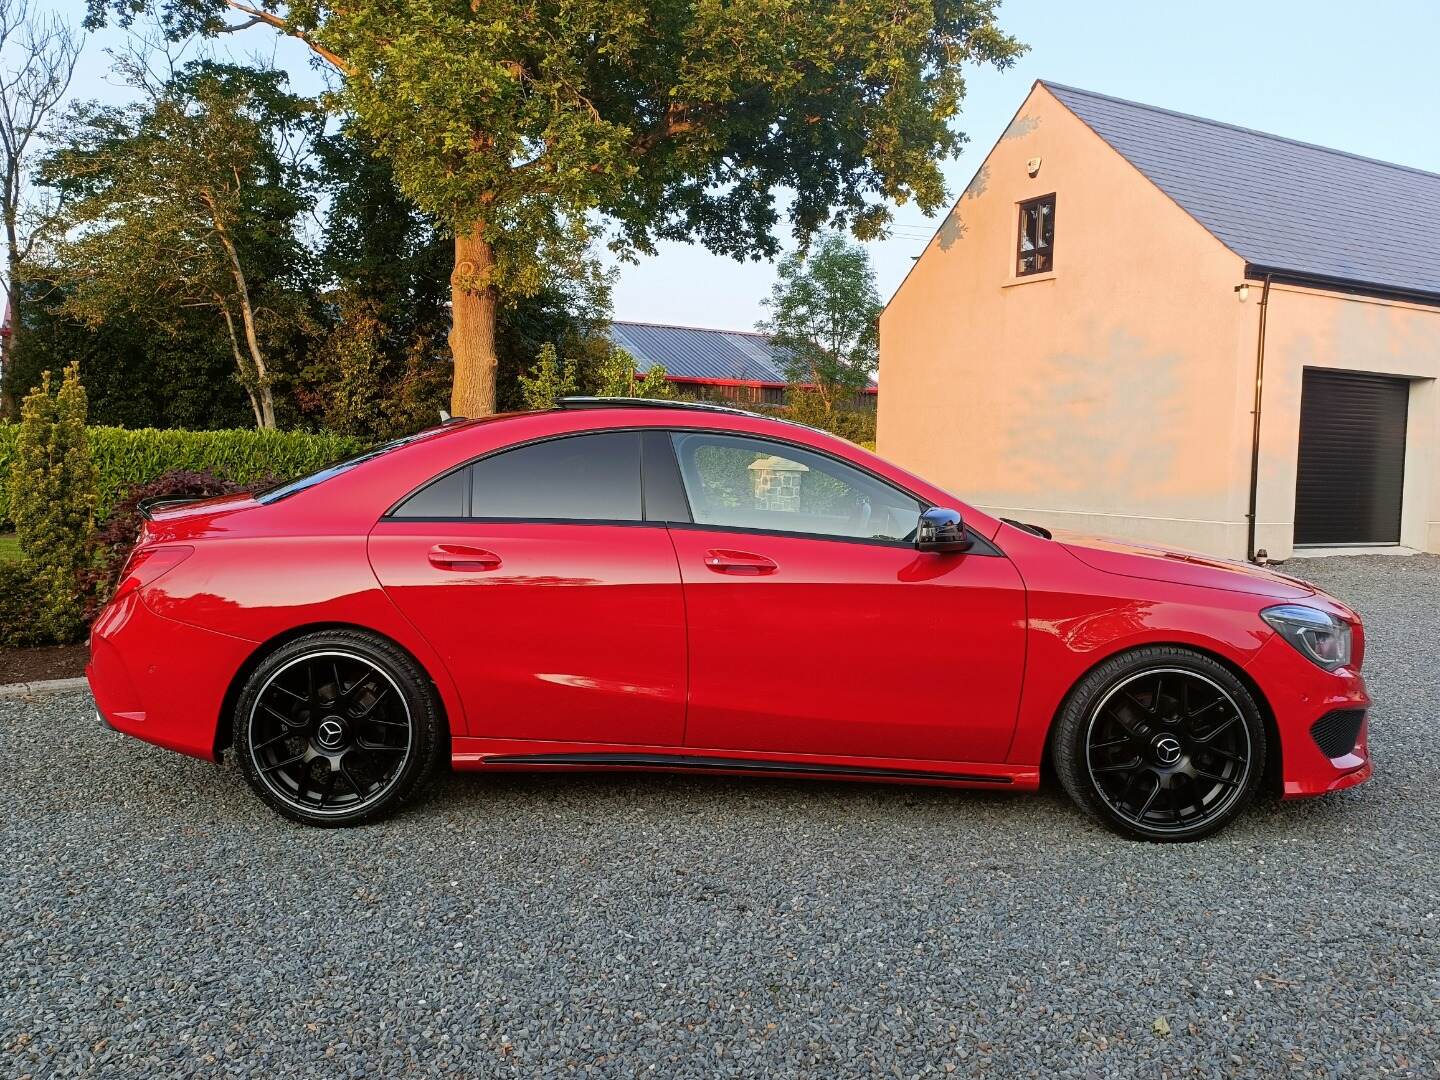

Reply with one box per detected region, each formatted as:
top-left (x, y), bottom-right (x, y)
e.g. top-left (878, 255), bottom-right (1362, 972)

top-left (213, 621), bottom-right (453, 760)
top-left (1041, 640), bottom-right (1282, 793)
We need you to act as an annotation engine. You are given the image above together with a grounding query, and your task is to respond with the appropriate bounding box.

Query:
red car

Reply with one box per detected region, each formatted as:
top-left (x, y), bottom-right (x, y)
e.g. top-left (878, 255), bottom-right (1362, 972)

top-left (87, 399), bottom-right (1371, 840)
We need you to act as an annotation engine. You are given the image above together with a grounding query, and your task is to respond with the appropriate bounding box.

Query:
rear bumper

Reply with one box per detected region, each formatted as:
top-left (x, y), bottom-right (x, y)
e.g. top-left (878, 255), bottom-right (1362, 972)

top-left (87, 591), bottom-right (255, 762)
top-left (1244, 635), bottom-right (1372, 798)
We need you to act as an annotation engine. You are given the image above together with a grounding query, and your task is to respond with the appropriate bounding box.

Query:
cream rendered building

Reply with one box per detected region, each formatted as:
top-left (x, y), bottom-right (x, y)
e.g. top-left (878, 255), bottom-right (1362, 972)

top-left (878, 81), bottom-right (1440, 561)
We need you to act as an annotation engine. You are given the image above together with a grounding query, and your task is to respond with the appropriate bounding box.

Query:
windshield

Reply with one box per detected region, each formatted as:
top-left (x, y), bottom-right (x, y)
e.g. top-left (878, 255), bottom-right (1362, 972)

top-left (255, 428), bottom-right (442, 504)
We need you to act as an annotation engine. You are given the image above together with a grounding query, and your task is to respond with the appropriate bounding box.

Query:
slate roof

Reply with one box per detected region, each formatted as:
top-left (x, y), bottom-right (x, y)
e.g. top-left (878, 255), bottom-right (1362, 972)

top-left (1045, 81), bottom-right (1440, 299)
top-left (608, 321), bottom-right (793, 384)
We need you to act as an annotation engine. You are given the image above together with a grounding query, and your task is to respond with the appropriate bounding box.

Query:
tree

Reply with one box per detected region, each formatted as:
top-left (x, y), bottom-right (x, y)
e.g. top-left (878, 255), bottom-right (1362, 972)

top-left (593, 347), bottom-right (674, 400)
top-left (5, 278), bottom-right (256, 427)
top-left (306, 123), bottom-right (614, 431)
top-left (517, 342), bottom-right (672, 410)
top-left (39, 56), bottom-right (321, 428)
top-left (760, 233), bottom-right (881, 414)
top-left (517, 343), bottom-right (579, 410)
top-left (11, 362), bottom-right (96, 642)
top-left (0, 0), bottom-right (82, 412)
top-left (84, 0), bottom-right (1024, 418)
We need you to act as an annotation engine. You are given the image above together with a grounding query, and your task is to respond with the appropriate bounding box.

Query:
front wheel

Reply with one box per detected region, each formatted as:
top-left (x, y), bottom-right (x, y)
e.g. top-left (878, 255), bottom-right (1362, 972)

top-left (1053, 647), bottom-right (1266, 841)
top-left (234, 630), bottom-right (445, 827)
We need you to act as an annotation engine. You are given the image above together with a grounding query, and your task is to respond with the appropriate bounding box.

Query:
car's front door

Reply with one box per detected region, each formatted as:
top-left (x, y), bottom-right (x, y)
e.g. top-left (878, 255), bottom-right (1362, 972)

top-left (663, 431), bottom-right (1026, 764)
top-left (368, 431), bottom-right (687, 746)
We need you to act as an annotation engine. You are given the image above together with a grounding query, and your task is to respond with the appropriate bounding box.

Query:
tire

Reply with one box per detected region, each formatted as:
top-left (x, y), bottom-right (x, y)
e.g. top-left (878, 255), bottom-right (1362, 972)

top-left (233, 629), bottom-right (446, 827)
top-left (1052, 646), bottom-right (1266, 842)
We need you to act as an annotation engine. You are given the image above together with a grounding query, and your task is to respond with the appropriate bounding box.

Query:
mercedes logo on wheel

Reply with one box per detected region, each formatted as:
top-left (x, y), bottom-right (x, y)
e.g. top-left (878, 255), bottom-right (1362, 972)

top-left (316, 718), bottom-right (346, 750)
top-left (1153, 735), bottom-right (1183, 766)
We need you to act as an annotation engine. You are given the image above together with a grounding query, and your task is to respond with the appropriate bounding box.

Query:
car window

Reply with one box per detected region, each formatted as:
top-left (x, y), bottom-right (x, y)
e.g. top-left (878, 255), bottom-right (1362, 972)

top-left (391, 467), bottom-right (466, 518)
top-left (258, 428), bottom-right (441, 504)
top-left (469, 432), bottom-right (642, 521)
top-left (669, 432), bottom-right (922, 542)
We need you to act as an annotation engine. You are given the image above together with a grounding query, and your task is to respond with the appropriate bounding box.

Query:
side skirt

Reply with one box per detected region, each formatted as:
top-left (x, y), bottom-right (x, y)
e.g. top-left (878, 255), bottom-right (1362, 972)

top-left (450, 742), bottom-right (1039, 789)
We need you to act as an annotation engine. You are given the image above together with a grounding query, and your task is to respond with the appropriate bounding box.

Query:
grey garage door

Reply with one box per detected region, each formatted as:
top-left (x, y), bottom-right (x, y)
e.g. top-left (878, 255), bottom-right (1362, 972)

top-left (1294, 369), bottom-right (1409, 546)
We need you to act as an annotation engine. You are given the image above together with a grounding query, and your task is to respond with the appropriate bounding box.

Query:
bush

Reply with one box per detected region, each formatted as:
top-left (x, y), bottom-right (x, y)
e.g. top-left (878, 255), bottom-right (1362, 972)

top-left (0, 424), bottom-right (367, 530)
top-left (81, 469), bottom-right (269, 619)
top-left (0, 561), bottom-right (45, 647)
top-left (10, 364), bottom-right (98, 644)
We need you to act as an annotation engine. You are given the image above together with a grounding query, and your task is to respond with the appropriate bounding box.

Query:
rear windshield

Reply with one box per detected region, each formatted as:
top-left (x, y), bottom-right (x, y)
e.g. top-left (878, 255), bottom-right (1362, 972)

top-left (255, 428), bottom-right (440, 504)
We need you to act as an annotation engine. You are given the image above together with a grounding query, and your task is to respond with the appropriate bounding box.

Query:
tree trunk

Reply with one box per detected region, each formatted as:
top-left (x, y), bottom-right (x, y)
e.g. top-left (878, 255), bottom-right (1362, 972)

top-left (208, 200), bottom-right (276, 429)
top-left (219, 302), bottom-right (265, 428)
top-left (449, 224), bottom-right (500, 417)
top-left (2, 247), bottom-right (19, 419)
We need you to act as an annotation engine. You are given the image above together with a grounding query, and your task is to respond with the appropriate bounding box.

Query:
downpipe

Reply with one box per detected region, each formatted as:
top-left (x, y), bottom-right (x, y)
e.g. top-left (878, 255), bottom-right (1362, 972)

top-left (1245, 274), bottom-right (1273, 564)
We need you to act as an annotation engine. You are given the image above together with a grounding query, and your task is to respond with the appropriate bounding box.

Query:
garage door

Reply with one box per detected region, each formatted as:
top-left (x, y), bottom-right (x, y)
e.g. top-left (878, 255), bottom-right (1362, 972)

top-left (1294, 369), bottom-right (1409, 546)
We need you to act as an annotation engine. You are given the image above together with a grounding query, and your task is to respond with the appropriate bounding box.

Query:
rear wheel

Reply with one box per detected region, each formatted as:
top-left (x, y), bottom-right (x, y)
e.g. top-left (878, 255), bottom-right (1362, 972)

top-left (234, 630), bottom-right (445, 827)
top-left (1053, 647), bottom-right (1266, 841)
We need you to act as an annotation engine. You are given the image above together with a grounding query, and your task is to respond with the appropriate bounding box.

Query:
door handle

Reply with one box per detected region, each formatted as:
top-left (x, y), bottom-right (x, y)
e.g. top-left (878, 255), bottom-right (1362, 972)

top-left (428, 544), bottom-right (502, 571)
top-left (703, 549), bottom-right (778, 575)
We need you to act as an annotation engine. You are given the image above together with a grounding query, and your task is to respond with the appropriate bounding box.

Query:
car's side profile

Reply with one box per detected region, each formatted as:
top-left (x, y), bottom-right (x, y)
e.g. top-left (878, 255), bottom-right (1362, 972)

top-left (87, 400), bottom-right (1372, 840)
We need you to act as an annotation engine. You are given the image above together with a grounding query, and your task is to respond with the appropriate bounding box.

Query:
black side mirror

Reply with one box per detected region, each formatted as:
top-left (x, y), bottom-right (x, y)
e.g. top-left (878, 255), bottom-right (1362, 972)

top-left (916, 506), bottom-right (972, 553)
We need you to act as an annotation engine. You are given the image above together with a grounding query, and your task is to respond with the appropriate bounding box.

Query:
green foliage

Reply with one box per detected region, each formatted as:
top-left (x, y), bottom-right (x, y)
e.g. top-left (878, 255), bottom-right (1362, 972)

top-left (0, 423), bottom-right (367, 530)
top-left (38, 58), bottom-right (323, 427)
top-left (517, 344), bottom-right (580, 410)
top-left (4, 276), bottom-right (256, 429)
top-left (301, 124), bottom-right (613, 428)
top-left (83, 0), bottom-right (1024, 411)
top-left (761, 234), bottom-right (882, 412)
top-left (517, 343), bottom-right (674, 408)
top-left (782, 388), bottom-right (878, 444)
top-left (10, 363), bottom-right (98, 642)
top-left (0, 561), bottom-right (45, 647)
top-left (594, 347), bottom-right (675, 400)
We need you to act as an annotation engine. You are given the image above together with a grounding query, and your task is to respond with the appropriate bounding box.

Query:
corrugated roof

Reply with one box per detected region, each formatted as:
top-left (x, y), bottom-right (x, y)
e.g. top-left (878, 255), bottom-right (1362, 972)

top-left (608, 321), bottom-right (792, 384)
top-left (1045, 81), bottom-right (1440, 299)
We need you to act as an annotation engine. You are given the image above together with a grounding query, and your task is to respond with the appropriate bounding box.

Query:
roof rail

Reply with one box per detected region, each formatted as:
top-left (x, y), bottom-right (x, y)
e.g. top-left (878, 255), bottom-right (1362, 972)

top-left (556, 396), bottom-right (762, 418)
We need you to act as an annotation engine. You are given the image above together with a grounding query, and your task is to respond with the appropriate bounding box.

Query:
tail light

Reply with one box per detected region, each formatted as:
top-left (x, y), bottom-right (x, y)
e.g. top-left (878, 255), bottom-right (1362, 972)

top-left (113, 545), bottom-right (194, 601)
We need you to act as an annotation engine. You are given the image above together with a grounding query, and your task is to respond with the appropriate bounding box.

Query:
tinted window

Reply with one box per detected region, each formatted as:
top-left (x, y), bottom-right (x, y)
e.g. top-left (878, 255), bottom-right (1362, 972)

top-left (670, 433), bottom-right (921, 542)
top-left (257, 428), bottom-right (440, 504)
top-left (470, 432), bottom-right (642, 521)
top-left (392, 467), bottom-right (466, 518)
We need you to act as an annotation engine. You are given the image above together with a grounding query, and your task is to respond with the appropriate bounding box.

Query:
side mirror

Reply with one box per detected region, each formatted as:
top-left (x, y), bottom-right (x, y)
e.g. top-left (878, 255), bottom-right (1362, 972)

top-left (916, 506), bottom-right (972, 553)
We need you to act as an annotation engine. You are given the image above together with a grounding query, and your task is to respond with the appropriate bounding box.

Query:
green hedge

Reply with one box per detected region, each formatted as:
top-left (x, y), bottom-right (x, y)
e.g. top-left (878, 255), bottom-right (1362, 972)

top-left (0, 425), bottom-right (368, 529)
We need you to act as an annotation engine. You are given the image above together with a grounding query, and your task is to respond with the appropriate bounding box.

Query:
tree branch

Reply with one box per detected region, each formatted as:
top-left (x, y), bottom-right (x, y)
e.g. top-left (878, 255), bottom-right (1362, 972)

top-left (221, 0), bottom-right (350, 74)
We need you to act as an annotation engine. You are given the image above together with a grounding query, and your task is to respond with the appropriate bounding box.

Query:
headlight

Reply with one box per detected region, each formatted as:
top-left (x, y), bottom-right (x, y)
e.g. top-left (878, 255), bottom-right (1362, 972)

top-left (1261, 604), bottom-right (1352, 670)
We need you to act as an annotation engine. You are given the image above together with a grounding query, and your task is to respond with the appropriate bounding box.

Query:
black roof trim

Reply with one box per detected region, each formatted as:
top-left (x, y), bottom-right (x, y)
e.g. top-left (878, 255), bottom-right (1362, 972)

top-left (556, 396), bottom-right (764, 417)
top-left (1245, 265), bottom-right (1440, 310)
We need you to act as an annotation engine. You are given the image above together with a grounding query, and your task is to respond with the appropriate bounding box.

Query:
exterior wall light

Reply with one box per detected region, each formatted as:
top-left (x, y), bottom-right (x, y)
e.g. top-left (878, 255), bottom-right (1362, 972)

top-left (1235, 283), bottom-right (1250, 302)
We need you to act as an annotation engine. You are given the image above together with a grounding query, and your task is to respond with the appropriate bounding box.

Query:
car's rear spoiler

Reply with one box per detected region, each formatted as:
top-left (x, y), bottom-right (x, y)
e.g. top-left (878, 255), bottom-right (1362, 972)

top-left (136, 495), bottom-right (207, 520)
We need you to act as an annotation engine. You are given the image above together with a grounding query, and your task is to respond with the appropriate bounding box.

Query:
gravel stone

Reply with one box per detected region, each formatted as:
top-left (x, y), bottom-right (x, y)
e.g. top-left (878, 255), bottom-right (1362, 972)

top-left (2, 554), bottom-right (1438, 1077)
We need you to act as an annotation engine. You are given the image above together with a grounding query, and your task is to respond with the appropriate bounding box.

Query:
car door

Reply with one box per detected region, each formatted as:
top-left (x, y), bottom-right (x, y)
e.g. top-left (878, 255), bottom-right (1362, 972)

top-left (368, 430), bottom-right (687, 747)
top-left (662, 430), bottom-right (1026, 764)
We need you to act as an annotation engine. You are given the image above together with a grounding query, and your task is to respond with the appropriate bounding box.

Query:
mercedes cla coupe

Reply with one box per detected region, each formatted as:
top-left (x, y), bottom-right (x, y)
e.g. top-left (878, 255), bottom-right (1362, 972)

top-left (88, 399), bottom-right (1372, 840)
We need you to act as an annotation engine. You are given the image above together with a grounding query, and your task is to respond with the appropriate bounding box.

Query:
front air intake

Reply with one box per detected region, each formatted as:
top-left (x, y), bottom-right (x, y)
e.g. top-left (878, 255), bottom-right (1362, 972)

top-left (1310, 709), bottom-right (1366, 759)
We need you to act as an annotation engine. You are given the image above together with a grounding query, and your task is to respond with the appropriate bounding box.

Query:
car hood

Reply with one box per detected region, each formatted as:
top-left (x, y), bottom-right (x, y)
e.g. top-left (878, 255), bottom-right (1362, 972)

top-left (1052, 530), bottom-right (1315, 599)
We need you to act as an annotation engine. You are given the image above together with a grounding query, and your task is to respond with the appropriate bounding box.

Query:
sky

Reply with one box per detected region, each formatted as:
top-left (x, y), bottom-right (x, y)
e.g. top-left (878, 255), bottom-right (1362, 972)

top-left (38, 0), bottom-right (1440, 333)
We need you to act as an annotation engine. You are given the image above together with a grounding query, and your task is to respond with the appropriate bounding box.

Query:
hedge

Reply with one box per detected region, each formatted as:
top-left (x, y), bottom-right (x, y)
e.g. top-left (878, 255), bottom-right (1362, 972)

top-left (0, 424), bottom-right (368, 529)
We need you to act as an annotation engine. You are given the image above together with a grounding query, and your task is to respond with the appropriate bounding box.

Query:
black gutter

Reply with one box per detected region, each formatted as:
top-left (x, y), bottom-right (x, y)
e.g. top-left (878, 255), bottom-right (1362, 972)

top-left (1245, 274), bottom-right (1273, 564)
top-left (1243, 264), bottom-right (1440, 310)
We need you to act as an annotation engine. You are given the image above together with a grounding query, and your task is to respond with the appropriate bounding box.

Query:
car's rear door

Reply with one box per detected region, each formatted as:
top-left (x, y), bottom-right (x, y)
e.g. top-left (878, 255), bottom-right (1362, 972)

top-left (660, 430), bottom-right (1026, 764)
top-left (368, 430), bottom-right (687, 746)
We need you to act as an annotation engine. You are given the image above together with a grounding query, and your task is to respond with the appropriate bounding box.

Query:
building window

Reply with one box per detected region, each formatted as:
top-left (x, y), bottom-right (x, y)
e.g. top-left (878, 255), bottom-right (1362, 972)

top-left (1016, 194), bottom-right (1055, 276)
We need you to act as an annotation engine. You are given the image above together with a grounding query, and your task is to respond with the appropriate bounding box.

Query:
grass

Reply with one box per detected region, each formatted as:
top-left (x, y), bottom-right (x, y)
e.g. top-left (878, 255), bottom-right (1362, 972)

top-left (0, 535), bottom-right (19, 562)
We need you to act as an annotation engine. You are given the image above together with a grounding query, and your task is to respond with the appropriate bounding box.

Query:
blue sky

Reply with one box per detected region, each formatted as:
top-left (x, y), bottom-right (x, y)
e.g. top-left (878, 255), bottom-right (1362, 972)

top-left (46, 0), bottom-right (1440, 331)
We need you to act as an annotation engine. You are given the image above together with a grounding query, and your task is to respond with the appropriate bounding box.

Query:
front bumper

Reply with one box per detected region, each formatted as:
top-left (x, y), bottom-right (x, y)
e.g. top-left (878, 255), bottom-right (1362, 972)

top-left (87, 590), bottom-right (256, 761)
top-left (1244, 634), bottom-right (1372, 798)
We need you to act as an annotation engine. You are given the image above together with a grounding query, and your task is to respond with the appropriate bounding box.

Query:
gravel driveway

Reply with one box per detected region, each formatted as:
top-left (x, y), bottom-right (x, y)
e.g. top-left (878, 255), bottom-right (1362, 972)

top-left (3, 555), bottom-right (1438, 1078)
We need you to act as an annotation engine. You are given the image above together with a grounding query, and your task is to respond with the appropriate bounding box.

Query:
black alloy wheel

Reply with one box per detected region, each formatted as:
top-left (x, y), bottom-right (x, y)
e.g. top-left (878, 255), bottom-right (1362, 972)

top-left (234, 630), bottom-right (444, 827)
top-left (1054, 647), bottom-right (1266, 841)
